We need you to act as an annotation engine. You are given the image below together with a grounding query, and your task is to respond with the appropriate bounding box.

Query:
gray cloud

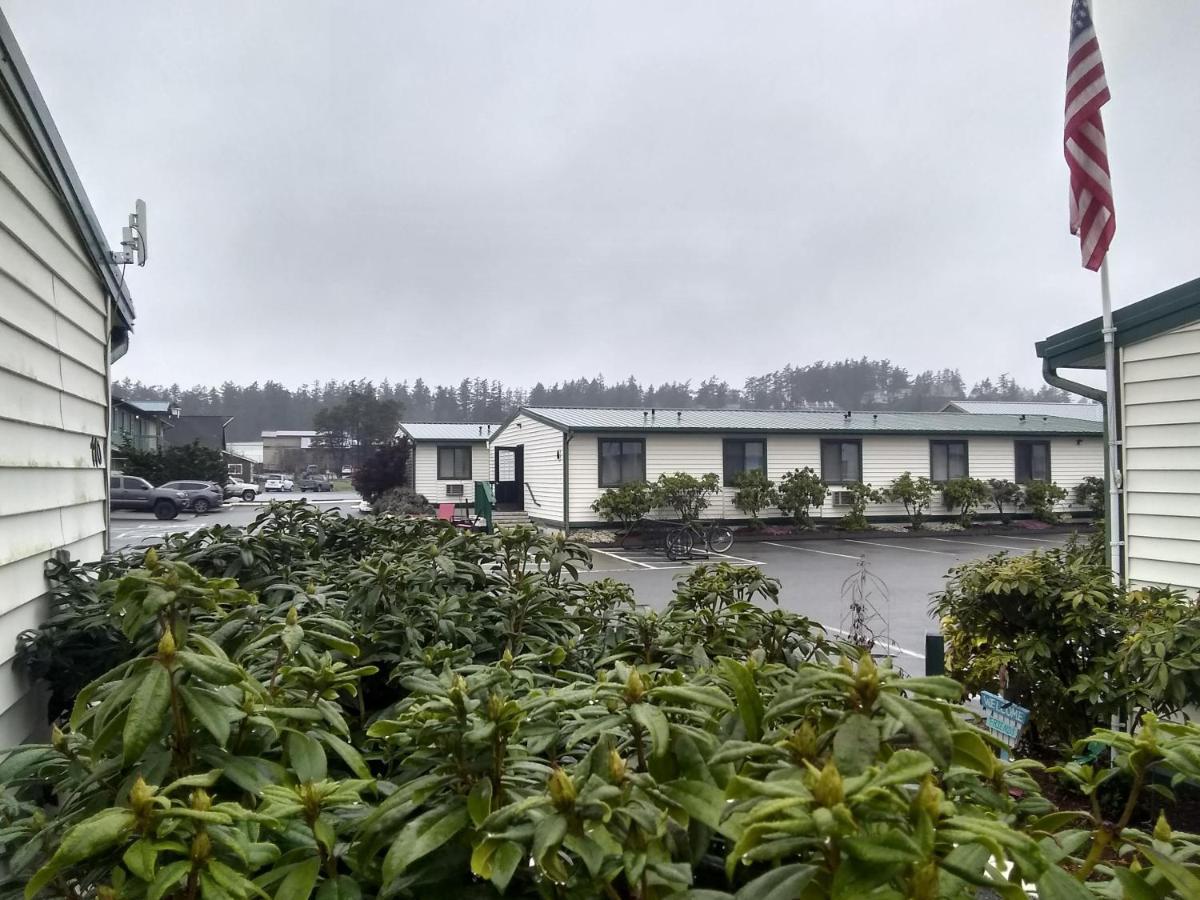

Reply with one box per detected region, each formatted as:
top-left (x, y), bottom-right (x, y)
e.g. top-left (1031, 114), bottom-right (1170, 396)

top-left (7, 0), bottom-right (1199, 391)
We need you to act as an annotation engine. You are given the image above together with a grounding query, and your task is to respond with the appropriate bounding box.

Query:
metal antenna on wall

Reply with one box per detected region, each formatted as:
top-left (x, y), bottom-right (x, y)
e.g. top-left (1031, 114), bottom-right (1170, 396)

top-left (109, 199), bottom-right (148, 266)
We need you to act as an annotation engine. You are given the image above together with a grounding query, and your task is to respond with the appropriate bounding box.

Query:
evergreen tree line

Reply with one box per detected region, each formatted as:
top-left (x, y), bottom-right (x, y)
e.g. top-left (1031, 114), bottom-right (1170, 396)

top-left (113, 361), bottom-right (1080, 442)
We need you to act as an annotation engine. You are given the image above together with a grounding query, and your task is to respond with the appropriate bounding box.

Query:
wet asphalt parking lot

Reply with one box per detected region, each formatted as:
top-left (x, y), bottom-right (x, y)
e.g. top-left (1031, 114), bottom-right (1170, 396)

top-left (581, 530), bottom-right (1083, 676)
top-left (109, 493), bottom-right (364, 550)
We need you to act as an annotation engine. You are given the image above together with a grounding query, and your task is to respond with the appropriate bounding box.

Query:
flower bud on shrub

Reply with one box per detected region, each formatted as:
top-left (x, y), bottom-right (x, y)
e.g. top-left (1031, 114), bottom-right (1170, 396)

top-left (608, 749), bottom-right (627, 783)
top-left (191, 831), bottom-right (212, 863)
top-left (810, 759), bottom-right (844, 808)
top-left (785, 721), bottom-right (819, 764)
top-left (624, 668), bottom-right (646, 704)
top-left (854, 653), bottom-right (880, 707)
top-left (449, 674), bottom-right (469, 712)
top-left (912, 775), bottom-right (944, 821)
top-left (130, 776), bottom-right (156, 813)
top-left (548, 767), bottom-right (576, 812)
top-left (910, 860), bottom-right (939, 900)
top-left (487, 692), bottom-right (504, 722)
top-left (1154, 810), bottom-right (1172, 842)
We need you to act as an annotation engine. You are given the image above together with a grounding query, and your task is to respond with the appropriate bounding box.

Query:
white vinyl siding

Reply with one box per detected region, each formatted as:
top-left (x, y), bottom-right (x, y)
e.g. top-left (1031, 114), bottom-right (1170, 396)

top-left (0, 87), bottom-right (112, 746)
top-left (410, 442), bottom-right (489, 504)
top-left (490, 415), bottom-right (563, 525)
top-left (568, 432), bottom-right (1103, 525)
top-left (1121, 321), bottom-right (1200, 592)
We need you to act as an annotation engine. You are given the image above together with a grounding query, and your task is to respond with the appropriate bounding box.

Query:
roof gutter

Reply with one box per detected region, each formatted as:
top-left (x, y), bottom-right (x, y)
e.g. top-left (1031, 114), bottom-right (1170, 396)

top-left (109, 323), bottom-right (131, 362)
top-left (1041, 357), bottom-right (1106, 405)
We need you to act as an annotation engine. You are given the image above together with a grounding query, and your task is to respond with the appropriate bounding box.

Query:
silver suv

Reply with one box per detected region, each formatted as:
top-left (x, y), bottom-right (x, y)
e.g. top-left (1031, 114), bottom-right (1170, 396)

top-left (159, 480), bottom-right (224, 514)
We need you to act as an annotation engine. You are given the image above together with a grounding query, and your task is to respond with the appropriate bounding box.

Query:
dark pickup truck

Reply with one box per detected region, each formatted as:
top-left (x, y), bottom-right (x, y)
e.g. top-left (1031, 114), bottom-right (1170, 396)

top-left (295, 475), bottom-right (333, 492)
top-left (109, 475), bottom-right (188, 519)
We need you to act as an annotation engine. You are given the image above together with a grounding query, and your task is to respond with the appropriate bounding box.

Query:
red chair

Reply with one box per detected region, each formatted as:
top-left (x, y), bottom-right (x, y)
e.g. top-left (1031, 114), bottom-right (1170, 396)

top-left (436, 502), bottom-right (456, 521)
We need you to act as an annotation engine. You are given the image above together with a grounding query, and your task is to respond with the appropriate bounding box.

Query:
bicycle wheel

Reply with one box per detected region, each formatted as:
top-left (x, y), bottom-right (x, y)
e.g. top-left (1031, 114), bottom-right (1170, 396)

top-left (665, 528), bottom-right (694, 560)
top-left (706, 525), bottom-right (734, 554)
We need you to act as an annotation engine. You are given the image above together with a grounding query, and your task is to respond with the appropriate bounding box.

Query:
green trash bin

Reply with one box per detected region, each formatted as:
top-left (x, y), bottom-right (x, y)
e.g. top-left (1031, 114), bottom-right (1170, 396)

top-left (474, 481), bottom-right (495, 533)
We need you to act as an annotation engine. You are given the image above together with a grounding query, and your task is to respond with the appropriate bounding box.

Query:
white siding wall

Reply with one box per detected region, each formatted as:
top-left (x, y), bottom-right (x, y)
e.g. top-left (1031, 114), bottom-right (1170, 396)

top-left (1121, 321), bottom-right (1200, 591)
top-left (1046, 437), bottom-right (1105, 513)
top-left (0, 90), bottom-right (112, 745)
top-left (411, 442), bottom-right (490, 504)
top-left (568, 432), bottom-right (1103, 525)
top-left (491, 415), bottom-right (563, 524)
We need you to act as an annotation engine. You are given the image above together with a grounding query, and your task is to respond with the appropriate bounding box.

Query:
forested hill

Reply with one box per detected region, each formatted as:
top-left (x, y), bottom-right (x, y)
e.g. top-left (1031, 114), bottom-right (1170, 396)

top-left (113, 360), bottom-right (1081, 442)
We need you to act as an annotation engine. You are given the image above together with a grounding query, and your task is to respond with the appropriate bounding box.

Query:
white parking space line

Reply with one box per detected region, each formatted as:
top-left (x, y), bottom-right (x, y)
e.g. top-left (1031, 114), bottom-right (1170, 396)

top-left (926, 537), bottom-right (1033, 552)
top-left (590, 548), bottom-right (656, 569)
top-left (843, 539), bottom-right (956, 556)
top-left (708, 551), bottom-right (765, 565)
top-left (825, 626), bottom-right (926, 660)
top-left (584, 565), bottom-right (689, 573)
top-left (761, 541), bottom-right (862, 560)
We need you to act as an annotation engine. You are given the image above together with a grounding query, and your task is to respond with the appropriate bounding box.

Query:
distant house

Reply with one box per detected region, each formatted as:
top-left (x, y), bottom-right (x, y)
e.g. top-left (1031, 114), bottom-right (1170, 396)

top-left (111, 397), bottom-right (177, 452)
top-left (488, 407), bottom-right (1104, 531)
top-left (223, 453), bottom-right (258, 481)
top-left (1037, 276), bottom-right (1200, 592)
top-left (165, 415), bottom-right (258, 480)
top-left (163, 414), bottom-right (233, 450)
top-left (941, 400), bottom-right (1103, 422)
top-left (228, 441), bottom-right (264, 465)
top-left (261, 430), bottom-right (318, 470)
top-left (0, 11), bottom-right (137, 743)
top-left (396, 423), bottom-right (493, 506)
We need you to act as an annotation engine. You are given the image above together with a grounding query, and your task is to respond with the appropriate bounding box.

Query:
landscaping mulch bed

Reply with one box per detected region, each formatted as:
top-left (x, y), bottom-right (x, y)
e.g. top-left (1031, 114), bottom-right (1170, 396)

top-left (1028, 760), bottom-right (1200, 836)
top-left (582, 520), bottom-right (1097, 550)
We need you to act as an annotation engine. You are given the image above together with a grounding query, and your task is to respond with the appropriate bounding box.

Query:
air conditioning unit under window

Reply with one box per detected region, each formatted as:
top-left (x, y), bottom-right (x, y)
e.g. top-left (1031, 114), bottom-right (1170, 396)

top-left (445, 484), bottom-right (464, 497)
top-left (830, 490), bottom-right (854, 506)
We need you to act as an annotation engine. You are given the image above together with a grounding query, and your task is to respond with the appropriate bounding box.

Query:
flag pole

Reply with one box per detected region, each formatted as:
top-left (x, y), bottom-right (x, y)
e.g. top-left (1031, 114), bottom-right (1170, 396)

top-left (1100, 257), bottom-right (1122, 580)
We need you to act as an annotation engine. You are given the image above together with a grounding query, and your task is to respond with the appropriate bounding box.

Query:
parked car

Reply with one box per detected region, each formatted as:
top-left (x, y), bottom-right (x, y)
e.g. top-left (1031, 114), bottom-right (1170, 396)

top-left (341, 466), bottom-right (353, 476)
top-left (295, 475), bottom-right (332, 492)
top-left (264, 474), bottom-right (294, 492)
top-left (109, 475), bottom-right (186, 520)
top-left (223, 478), bottom-right (260, 501)
top-left (159, 480), bottom-right (224, 514)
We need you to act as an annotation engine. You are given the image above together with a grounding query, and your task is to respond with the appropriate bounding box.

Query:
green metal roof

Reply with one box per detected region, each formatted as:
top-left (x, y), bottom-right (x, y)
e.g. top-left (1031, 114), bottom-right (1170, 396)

top-left (397, 422), bottom-right (493, 441)
top-left (511, 407), bottom-right (1101, 436)
top-left (941, 400), bottom-right (1102, 421)
top-left (1036, 275), bottom-right (1200, 370)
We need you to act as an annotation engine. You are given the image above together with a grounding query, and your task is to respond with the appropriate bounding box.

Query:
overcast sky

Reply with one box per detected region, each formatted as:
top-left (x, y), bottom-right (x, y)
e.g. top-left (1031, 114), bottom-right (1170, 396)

top-left (7, 1), bottom-right (1199, 392)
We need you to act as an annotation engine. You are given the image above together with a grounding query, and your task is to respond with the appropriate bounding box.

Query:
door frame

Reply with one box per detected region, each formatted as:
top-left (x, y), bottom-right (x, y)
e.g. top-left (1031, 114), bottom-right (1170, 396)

top-left (493, 445), bottom-right (524, 511)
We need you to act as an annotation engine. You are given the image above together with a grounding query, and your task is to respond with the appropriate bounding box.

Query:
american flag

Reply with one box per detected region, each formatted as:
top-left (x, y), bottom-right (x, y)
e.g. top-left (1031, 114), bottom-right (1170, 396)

top-left (1065, 0), bottom-right (1114, 271)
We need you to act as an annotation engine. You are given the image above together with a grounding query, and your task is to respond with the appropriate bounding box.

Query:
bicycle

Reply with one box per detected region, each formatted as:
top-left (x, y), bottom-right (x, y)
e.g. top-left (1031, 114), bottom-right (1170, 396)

top-left (664, 519), bottom-right (734, 560)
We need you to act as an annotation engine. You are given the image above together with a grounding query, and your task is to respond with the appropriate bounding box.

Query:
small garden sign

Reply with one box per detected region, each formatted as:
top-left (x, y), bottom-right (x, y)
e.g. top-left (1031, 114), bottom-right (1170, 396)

top-left (979, 690), bottom-right (1031, 749)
